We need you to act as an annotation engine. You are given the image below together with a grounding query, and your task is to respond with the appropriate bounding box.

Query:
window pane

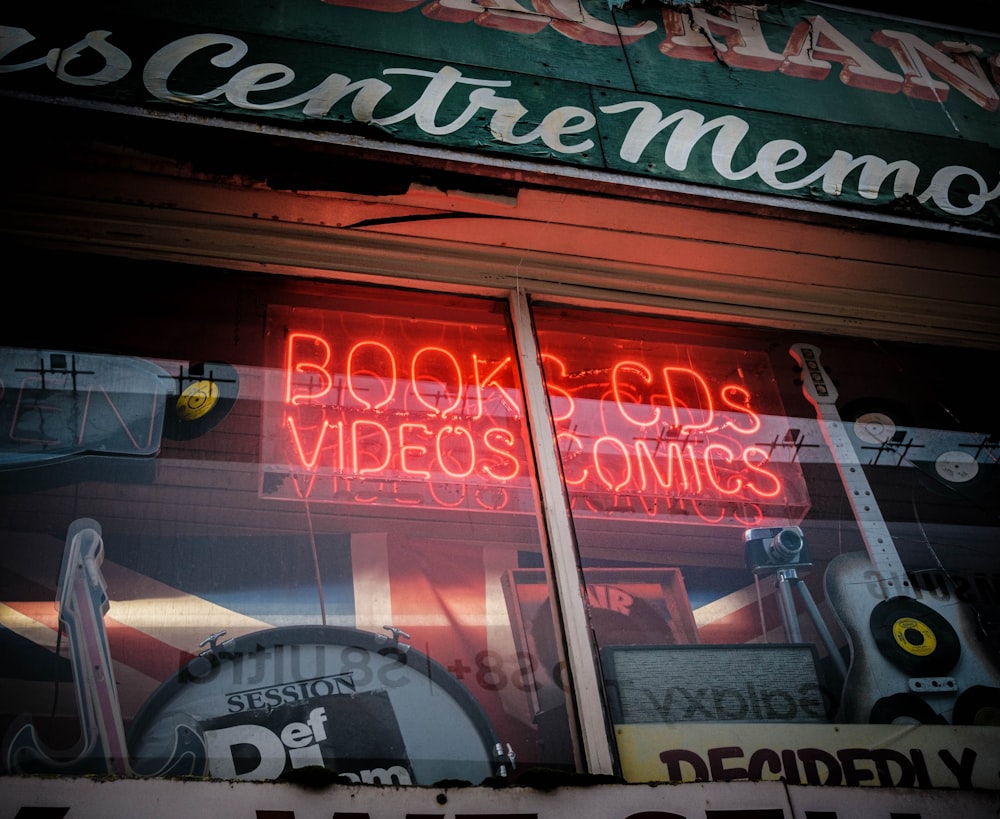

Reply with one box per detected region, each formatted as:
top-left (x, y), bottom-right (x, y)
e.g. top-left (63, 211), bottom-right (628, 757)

top-left (532, 303), bottom-right (1000, 785)
top-left (0, 258), bottom-right (574, 784)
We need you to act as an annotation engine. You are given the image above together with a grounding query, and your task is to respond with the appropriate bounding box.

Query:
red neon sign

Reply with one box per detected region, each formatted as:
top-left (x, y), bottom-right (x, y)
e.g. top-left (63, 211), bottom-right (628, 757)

top-left (536, 351), bottom-right (800, 526)
top-left (264, 314), bottom-right (533, 513)
top-left (263, 306), bottom-right (809, 525)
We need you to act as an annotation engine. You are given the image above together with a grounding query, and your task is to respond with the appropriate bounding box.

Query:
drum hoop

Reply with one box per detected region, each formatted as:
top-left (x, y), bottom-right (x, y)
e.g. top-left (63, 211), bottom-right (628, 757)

top-left (127, 625), bottom-right (500, 759)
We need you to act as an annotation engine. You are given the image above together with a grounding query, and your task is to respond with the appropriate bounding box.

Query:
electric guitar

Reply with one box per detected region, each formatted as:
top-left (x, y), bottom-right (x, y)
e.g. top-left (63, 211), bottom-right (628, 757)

top-left (5, 518), bottom-right (204, 776)
top-left (789, 343), bottom-right (1000, 725)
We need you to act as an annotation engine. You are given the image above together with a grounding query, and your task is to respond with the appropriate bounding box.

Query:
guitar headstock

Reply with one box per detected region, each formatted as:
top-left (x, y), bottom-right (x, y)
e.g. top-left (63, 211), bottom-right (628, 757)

top-left (789, 343), bottom-right (839, 407)
top-left (57, 518), bottom-right (108, 616)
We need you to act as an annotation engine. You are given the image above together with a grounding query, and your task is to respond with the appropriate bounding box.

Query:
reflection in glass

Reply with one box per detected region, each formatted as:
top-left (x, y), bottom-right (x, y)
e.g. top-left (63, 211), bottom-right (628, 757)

top-left (0, 264), bottom-right (574, 783)
top-left (532, 303), bottom-right (1000, 785)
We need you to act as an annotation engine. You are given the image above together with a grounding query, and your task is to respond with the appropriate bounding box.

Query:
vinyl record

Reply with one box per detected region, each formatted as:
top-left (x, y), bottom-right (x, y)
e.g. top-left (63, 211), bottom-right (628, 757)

top-left (842, 398), bottom-right (997, 500)
top-left (162, 362), bottom-right (239, 441)
top-left (839, 397), bottom-right (911, 446)
top-left (914, 445), bottom-right (999, 502)
top-left (869, 597), bottom-right (961, 676)
top-left (869, 692), bottom-right (947, 725)
top-left (953, 685), bottom-right (1000, 726)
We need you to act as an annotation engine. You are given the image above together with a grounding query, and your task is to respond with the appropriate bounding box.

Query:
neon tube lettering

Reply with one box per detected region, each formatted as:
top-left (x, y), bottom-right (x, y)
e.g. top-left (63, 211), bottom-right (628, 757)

top-left (742, 446), bottom-right (782, 498)
top-left (556, 431), bottom-right (588, 485)
top-left (482, 428), bottom-right (520, 481)
top-left (474, 484), bottom-right (509, 510)
top-left (285, 415), bottom-right (336, 471)
top-left (720, 385), bottom-right (761, 434)
top-left (436, 425), bottom-right (475, 478)
top-left (9, 380), bottom-right (160, 451)
top-left (428, 479), bottom-right (467, 508)
top-left (473, 355), bottom-right (520, 420)
top-left (412, 346), bottom-right (463, 417)
top-left (391, 480), bottom-right (424, 505)
top-left (592, 435), bottom-right (632, 492)
top-left (540, 354), bottom-right (575, 422)
top-left (733, 503), bottom-right (765, 527)
top-left (285, 333), bottom-right (334, 405)
top-left (348, 341), bottom-right (396, 410)
top-left (398, 422), bottom-right (433, 479)
top-left (691, 498), bottom-right (728, 525)
top-left (275, 325), bottom-right (794, 520)
top-left (352, 420), bottom-right (392, 475)
top-left (633, 439), bottom-right (700, 494)
top-left (702, 443), bottom-right (743, 496)
top-left (612, 361), bottom-right (660, 427)
top-left (664, 367), bottom-right (714, 433)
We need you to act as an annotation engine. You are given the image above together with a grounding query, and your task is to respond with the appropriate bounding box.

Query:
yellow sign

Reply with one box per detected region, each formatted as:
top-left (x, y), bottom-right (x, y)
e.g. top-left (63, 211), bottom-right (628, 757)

top-left (614, 722), bottom-right (1000, 790)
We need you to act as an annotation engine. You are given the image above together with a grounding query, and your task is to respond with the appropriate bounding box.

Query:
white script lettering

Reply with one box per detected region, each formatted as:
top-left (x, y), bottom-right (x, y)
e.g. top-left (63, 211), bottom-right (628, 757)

top-left (2, 25), bottom-right (996, 218)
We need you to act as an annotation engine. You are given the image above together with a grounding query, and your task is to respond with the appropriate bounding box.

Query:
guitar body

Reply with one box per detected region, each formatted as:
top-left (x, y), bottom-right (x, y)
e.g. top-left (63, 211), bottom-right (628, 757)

top-left (825, 551), bottom-right (1000, 725)
top-left (790, 343), bottom-right (1000, 727)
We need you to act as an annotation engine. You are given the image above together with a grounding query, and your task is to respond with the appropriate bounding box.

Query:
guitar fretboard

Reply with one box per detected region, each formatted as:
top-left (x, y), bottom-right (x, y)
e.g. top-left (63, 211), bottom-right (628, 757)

top-left (790, 343), bottom-right (913, 598)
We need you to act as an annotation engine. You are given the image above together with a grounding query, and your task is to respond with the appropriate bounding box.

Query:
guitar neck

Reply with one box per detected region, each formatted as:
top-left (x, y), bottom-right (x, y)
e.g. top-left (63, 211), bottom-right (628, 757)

top-left (58, 519), bottom-right (132, 776)
top-left (790, 344), bottom-right (913, 596)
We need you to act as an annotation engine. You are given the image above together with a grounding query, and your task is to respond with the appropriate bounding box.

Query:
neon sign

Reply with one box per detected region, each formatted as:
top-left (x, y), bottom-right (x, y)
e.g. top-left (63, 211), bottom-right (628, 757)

top-left (262, 306), bottom-right (533, 513)
top-left (540, 351), bottom-right (808, 526)
top-left (262, 305), bottom-right (809, 525)
top-left (0, 348), bottom-right (168, 468)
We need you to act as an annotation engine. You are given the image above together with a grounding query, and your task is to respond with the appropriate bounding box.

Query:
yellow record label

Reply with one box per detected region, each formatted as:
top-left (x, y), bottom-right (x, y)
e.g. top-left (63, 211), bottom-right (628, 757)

top-left (892, 616), bottom-right (937, 657)
top-left (175, 379), bottom-right (219, 421)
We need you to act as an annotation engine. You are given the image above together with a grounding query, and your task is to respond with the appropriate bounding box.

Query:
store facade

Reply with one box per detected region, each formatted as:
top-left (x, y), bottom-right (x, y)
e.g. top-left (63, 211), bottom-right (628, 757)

top-left (1, 2), bottom-right (998, 816)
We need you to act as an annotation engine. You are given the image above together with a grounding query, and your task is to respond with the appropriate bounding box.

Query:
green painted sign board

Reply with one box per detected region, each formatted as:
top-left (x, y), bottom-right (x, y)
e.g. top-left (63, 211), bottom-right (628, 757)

top-left (1, 1), bottom-right (998, 227)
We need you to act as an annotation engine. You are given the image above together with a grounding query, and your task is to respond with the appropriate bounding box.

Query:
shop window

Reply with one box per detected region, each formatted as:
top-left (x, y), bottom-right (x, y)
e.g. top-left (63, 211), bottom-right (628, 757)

top-left (0, 260), bottom-right (574, 785)
top-left (531, 303), bottom-right (1000, 786)
top-left (3, 260), bottom-right (999, 790)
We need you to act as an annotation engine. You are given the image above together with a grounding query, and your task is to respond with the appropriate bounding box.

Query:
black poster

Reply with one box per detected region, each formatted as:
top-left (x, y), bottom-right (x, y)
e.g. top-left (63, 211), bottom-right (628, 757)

top-left (200, 691), bottom-right (413, 783)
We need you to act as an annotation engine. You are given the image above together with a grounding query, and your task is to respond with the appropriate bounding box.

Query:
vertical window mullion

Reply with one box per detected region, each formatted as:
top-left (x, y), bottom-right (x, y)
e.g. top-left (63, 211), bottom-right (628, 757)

top-left (508, 289), bottom-right (616, 775)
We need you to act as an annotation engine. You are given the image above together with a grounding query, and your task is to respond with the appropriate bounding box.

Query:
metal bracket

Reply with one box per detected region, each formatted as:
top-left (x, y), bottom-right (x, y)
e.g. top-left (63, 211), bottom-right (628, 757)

top-left (908, 677), bottom-right (959, 694)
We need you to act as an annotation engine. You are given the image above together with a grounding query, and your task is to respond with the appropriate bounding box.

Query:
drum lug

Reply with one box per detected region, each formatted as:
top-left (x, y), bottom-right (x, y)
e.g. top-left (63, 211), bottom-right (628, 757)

top-left (381, 624), bottom-right (412, 653)
top-left (494, 742), bottom-right (516, 777)
top-left (199, 630), bottom-right (228, 654)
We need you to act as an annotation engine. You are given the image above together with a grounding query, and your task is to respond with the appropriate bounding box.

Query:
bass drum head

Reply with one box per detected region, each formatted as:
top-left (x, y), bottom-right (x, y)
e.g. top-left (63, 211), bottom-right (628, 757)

top-left (127, 626), bottom-right (501, 786)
